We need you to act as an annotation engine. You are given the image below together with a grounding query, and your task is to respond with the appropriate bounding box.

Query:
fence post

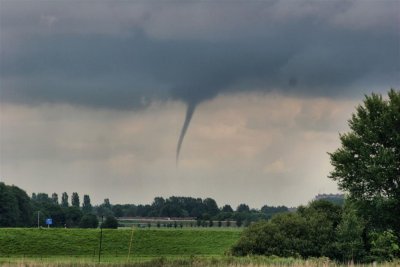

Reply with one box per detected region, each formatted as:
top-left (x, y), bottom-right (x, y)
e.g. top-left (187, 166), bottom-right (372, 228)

top-left (98, 215), bottom-right (104, 263)
top-left (127, 226), bottom-right (135, 262)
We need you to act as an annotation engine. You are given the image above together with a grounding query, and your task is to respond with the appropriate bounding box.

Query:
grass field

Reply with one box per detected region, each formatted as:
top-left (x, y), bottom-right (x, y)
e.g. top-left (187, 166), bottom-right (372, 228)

top-left (0, 228), bottom-right (241, 258)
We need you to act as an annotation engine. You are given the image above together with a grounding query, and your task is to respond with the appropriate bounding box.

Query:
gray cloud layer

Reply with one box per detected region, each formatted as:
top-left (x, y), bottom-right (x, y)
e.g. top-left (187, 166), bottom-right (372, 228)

top-left (1, 0), bottom-right (399, 109)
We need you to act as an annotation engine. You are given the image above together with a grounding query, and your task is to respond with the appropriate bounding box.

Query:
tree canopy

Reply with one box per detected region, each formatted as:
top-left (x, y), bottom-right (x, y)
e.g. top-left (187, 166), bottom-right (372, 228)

top-left (231, 200), bottom-right (342, 258)
top-left (329, 89), bottom-right (400, 235)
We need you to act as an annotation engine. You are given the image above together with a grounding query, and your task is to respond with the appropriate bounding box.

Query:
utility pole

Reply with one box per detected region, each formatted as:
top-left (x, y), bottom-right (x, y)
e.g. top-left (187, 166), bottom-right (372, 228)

top-left (98, 216), bottom-right (104, 263)
top-left (37, 211), bottom-right (40, 228)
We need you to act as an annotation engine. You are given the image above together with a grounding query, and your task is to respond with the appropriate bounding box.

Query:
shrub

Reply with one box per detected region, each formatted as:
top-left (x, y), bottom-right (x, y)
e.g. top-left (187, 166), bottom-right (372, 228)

top-left (101, 215), bottom-right (118, 229)
top-left (369, 230), bottom-right (400, 262)
top-left (79, 214), bottom-right (99, 228)
top-left (334, 202), bottom-right (366, 262)
top-left (231, 200), bottom-right (345, 259)
top-left (231, 213), bottom-right (310, 257)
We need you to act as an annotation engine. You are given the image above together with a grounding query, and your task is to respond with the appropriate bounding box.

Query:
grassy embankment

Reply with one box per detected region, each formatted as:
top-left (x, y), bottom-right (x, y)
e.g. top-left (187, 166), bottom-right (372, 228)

top-left (0, 228), bottom-right (240, 261)
top-left (1, 228), bottom-right (398, 267)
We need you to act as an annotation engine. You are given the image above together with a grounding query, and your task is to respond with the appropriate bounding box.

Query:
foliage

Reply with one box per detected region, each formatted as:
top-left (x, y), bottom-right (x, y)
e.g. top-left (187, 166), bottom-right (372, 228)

top-left (369, 230), bottom-right (400, 262)
top-left (82, 195), bottom-right (93, 214)
top-left (71, 192), bottom-right (80, 208)
top-left (221, 205), bottom-right (233, 212)
top-left (232, 213), bottom-right (305, 257)
top-left (234, 214), bottom-right (243, 227)
top-left (329, 89), bottom-right (400, 235)
top-left (260, 205), bottom-right (289, 219)
top-left (61, 192), bottom-right (69, 208)
top-left (112, 204), bottom-right (123, 217)
top-left (0, 183), bottom-right (20, 227)
top-left (232, 193), bottom-right (399, 262)
top-left (0, 182), bottom-right (288, 228)
top-left (46, 205), bottom-right (66, 227)
top-left (334, 202), bottom-right (366, 262)
top-left (236, 204), bottom-right (250, 213)
top-left (10, 185), bottom-right (33, 227)
top-left (79, 214), bottom-right (99, 228)
top-left (94, 196), bottom-right (286, 225)
top-left (0, 183), bottom-right (33, 227)
top-left (101, 216), bottom-right (118, 229)
top-left (232, 200), bottom-right (358, 260)
top-left (298, 200), bottom-right (342, 258)
top-left (65, 206), bottom-right (83, 227)
top-left (51, 193), bottom-right (59, 205)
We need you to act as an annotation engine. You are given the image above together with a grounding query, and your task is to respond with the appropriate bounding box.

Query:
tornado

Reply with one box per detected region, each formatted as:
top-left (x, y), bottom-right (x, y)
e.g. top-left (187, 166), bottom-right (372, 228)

top-left (176, 102), bottom-right (196, 164)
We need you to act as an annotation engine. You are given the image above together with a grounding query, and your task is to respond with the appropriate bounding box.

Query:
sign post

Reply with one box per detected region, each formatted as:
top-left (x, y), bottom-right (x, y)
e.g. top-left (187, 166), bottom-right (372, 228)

top-left (46, 218), bottom-right (53, 228)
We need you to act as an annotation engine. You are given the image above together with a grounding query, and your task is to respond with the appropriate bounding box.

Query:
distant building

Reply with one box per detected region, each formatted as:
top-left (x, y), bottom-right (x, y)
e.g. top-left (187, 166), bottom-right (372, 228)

top-left (315, 193), bottom-right (345, 206)
top-left (315, 193), bottom-right (344, 200)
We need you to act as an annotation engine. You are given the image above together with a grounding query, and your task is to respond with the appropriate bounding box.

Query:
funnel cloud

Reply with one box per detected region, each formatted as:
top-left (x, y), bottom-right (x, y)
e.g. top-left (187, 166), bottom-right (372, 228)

top-left (176, 102), bottom-right (196, 164)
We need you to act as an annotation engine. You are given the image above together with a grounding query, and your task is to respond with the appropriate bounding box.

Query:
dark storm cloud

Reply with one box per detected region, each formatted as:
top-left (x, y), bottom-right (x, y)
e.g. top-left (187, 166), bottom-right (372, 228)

top-left (1, 1), bottom-right (399, 158)
top-left (1, 0), bottom-right (399, 109)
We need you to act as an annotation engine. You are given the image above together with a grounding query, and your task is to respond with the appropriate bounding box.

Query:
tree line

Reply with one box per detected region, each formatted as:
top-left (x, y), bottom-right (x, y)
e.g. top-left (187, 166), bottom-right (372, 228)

top-left (0, 183), bottom-right (289, 228)
top-left (110, 197), bottom-right (289, 227)
top-left (0, 184), bottom-right (100, 228)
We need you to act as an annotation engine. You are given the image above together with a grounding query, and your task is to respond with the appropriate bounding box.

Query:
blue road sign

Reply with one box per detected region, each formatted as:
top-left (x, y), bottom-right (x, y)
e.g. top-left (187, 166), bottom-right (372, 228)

top-left (46, 218), bottom-right (53, 225)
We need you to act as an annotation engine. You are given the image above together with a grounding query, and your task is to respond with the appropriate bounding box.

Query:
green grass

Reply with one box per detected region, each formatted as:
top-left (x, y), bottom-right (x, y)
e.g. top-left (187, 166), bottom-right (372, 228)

top-left (0, 228), bottom-right (242, 258)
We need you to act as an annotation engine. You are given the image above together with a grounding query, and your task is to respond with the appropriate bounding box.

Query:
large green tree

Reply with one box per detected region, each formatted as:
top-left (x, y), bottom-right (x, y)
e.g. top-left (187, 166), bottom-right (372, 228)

top-left (10, 185), bottom-right (33, 226)
top-left (71, 192), bottom-right (80, 208)
top-left (51, 193), bottom-right (59, 205)
top-left (82, 194), bottom-right (92, 214)
top-left (329, 89), bottom-right (400, 235)
top-left (65, 206), bottom-right (83, 227)
top-left (61, 192), bottom-right (69, 208)
top-left (0, 183), bottom-right (33, 227)
top-left (0, 183), bottom-right (19, 227)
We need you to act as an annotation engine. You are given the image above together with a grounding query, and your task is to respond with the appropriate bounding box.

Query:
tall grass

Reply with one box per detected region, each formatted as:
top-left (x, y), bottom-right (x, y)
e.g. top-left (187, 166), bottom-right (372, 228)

top-left (0, 256), bottom-right (399, 267)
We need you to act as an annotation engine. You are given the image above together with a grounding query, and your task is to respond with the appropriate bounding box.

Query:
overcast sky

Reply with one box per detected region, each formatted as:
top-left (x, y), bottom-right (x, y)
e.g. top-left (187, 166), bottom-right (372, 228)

top-left (1, 0), bottom-right (399, 208)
